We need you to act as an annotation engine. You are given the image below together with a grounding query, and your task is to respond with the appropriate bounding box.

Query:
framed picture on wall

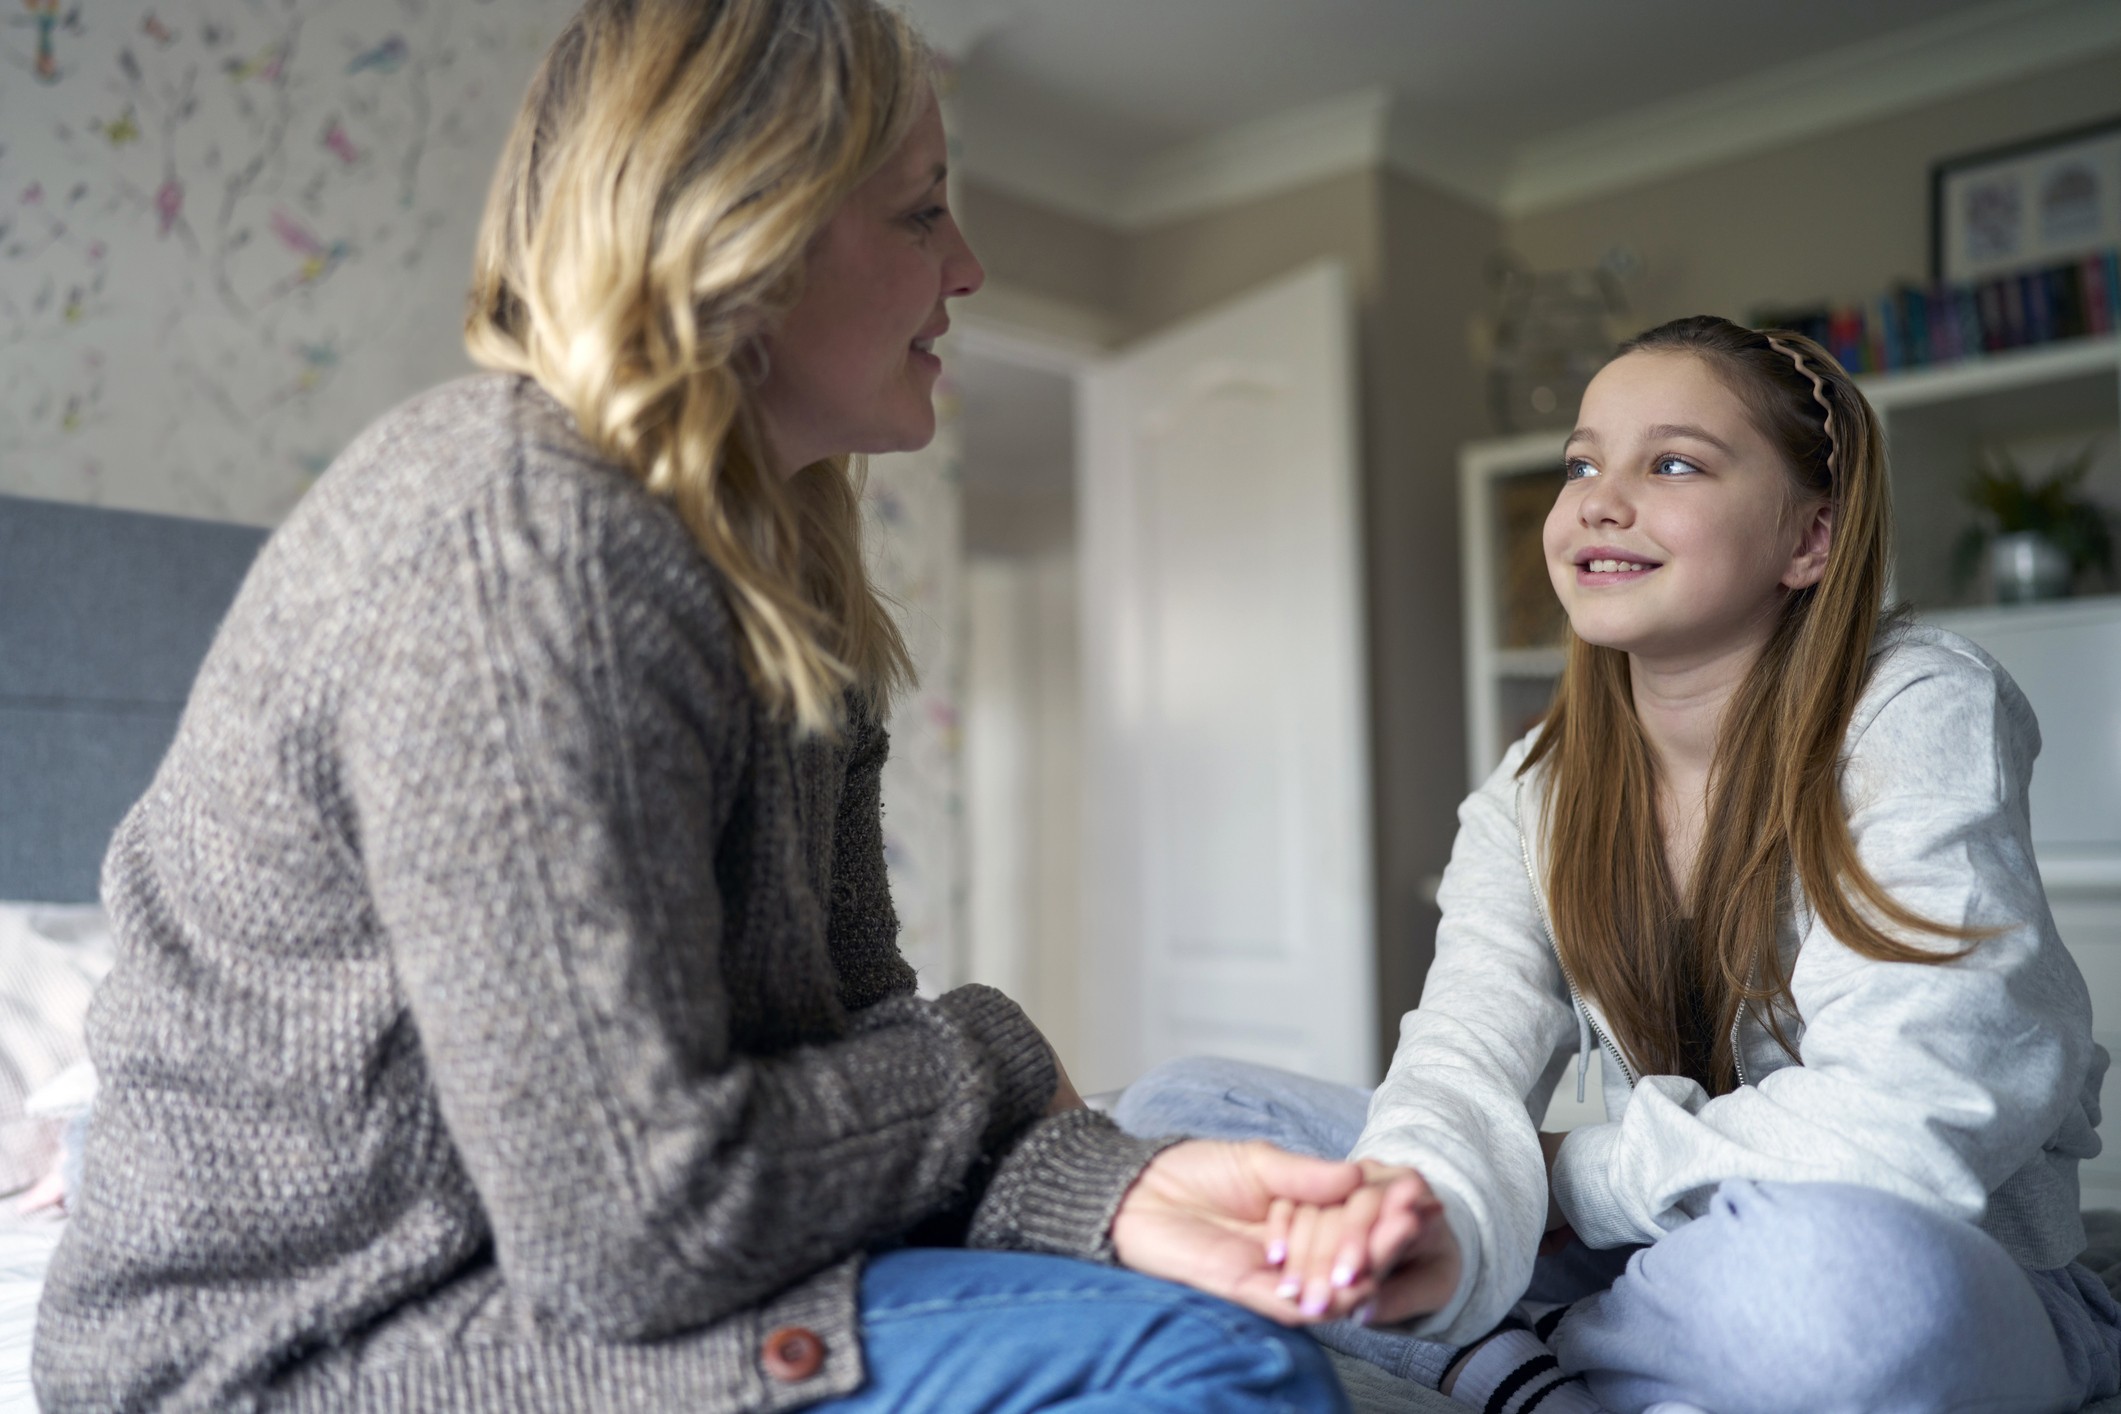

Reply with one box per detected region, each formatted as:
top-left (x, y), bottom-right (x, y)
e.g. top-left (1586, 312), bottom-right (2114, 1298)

top-left (1932, 116), bottom-right (2121, 284)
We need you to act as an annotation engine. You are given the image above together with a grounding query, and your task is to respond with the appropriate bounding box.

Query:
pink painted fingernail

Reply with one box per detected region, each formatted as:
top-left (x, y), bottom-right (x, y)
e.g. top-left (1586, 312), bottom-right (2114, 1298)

top-left (1331, 1261), bottom-right (1357, 1289)
top-left (1353, 1301), bottom-right (1377, 1327)
top-left (1300, 1287), bottom-right (1329, 1317)
top-left (1265, 1239), bottom-right (1287, 1266)
top-left (1277, 1276), bottom-right (1302, 1301)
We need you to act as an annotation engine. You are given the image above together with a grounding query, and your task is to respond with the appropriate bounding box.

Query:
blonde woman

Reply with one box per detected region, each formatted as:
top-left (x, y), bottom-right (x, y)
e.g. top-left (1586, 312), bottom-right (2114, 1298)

top-left (31, 2), bottom-right (1418, 1409)
top-left (1119, 317), bottom-right (2120, 1413)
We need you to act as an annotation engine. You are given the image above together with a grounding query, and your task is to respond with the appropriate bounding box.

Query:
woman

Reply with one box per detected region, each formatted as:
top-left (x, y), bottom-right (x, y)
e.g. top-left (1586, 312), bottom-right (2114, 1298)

top-left (33, 2), bottom-right (1417, 1408)
top-left (1121, 317), bottom-right (2120, 1414)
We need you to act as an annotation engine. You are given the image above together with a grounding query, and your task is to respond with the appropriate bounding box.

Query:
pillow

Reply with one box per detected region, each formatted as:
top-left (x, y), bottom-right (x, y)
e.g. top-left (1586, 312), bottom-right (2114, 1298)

top-left (0, 905), bottom-right (112, 1196)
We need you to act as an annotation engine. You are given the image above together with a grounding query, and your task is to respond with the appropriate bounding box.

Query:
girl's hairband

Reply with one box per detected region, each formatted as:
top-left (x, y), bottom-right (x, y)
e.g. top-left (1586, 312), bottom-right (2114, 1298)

top-left (1765, 335), bottom-right (1838, 481)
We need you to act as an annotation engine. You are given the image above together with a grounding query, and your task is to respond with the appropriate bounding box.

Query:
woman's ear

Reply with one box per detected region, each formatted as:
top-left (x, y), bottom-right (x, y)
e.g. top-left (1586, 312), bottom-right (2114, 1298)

top-left (1782, 500), bottom-right (1834, 591)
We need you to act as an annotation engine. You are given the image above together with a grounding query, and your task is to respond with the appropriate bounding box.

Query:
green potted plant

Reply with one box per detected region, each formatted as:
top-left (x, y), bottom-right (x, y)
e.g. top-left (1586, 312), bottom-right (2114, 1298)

top-left (1950, 444), bottom-right (2113, 603)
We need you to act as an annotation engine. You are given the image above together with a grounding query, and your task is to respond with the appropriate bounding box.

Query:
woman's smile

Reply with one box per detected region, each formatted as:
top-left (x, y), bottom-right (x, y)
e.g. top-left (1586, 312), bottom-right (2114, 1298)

top-left (756, 92), bottom-right (984, 476)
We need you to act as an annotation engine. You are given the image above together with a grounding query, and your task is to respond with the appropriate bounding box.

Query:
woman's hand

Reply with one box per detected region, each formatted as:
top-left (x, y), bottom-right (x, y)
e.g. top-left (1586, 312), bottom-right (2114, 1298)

top-left (1268, 1161), bottom-right (1461, 1326)
top-left (1110, 1140), bottom-right (1375, 1324)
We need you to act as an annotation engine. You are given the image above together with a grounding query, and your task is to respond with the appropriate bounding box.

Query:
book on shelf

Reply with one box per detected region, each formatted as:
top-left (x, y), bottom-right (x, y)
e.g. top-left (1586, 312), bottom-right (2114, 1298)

top-left (1753, 247), bottom-right (2121, 375)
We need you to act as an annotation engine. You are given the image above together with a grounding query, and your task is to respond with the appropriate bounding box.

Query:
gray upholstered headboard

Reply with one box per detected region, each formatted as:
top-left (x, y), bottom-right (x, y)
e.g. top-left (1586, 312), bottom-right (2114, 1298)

top-left (0, 493), bottom-right (267, 903)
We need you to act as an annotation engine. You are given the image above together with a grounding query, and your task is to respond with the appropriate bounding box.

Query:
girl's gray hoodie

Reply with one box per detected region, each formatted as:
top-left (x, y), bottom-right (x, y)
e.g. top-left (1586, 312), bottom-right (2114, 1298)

top-left (1350, 622), bottom-right (2106, 1344)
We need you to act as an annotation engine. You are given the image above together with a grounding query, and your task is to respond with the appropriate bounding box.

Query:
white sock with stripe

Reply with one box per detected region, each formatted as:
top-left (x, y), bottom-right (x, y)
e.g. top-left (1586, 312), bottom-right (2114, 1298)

top-left (1442, 1327), bottom-right (1604, 1414)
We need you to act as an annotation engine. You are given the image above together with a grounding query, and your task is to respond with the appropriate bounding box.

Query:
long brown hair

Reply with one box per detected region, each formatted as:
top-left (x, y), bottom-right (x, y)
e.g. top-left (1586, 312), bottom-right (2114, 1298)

top-left (464, 0), bottom-right (923, 734)
top-left (1522, 315), bottom-right (1973, 1092)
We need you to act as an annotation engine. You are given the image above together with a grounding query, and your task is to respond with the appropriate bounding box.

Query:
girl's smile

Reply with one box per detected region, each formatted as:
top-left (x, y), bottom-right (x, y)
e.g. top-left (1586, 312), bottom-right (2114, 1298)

top-left (1572, 544), bottom-right (1664, 583)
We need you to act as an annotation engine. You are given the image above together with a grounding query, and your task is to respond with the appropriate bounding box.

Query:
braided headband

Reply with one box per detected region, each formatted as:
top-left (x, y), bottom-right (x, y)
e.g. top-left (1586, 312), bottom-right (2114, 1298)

top-left (1765, 335), bottom-right (1838, 482)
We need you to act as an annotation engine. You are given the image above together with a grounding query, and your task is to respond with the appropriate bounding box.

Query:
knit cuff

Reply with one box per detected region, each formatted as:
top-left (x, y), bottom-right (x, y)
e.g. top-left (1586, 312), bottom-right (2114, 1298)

top-left (965, 1109), bottom-right (1181, 1262)
top-left (934, 984), bottom-right (1058, 1152)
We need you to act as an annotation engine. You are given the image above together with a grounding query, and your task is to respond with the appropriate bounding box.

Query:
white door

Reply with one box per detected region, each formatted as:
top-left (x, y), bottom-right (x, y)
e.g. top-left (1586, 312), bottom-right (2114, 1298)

top-left (1078, 259), bottom-right (1374, 1093)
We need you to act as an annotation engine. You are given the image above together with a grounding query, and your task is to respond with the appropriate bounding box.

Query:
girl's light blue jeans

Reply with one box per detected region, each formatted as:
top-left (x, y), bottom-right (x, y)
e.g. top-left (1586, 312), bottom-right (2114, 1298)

top-left (817, 1246), bottom-right (1349, 1413)
top-left (1114, 1056), bottom-right (2121, 1414)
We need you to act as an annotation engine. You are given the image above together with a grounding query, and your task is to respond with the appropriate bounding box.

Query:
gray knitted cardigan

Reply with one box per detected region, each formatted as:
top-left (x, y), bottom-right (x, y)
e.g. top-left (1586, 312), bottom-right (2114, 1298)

top-left (34, 374), bottom-right (1169, 1412)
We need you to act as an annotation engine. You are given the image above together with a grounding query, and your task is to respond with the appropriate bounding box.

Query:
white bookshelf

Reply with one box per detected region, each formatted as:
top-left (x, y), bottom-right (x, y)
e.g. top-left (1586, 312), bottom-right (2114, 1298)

top-left (1458, 429), bottom-right (1570, 788)
top-left (1457, 333), bottom-right (2121, 1186)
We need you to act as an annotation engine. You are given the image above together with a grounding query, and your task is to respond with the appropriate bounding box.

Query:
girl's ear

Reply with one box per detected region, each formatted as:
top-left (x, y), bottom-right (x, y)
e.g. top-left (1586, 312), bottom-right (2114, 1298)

top-left (1782, 499), bottom-right (1833, 591)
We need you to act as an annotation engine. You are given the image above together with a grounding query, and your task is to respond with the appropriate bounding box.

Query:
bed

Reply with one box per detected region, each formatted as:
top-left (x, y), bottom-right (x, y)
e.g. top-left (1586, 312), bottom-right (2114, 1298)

top-left (0, 492), bottom-right (266, 1409)
top-left (4, 487), bottom-right (2121, 1413)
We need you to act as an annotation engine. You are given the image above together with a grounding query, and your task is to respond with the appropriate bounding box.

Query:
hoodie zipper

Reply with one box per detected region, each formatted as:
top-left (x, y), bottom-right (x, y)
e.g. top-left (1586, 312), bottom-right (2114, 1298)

top-left (1514, 783), bottom-right (1753, 1094)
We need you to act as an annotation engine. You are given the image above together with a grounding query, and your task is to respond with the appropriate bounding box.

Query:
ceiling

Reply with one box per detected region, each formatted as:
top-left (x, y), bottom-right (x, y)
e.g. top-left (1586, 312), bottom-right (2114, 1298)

top-left (903, 0), bottom-right (2121, 224)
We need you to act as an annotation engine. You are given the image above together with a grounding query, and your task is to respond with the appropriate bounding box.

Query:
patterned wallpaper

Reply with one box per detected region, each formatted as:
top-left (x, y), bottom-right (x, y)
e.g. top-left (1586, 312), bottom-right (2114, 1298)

top-left (0, 0), bottom-right (576, 522)
top-left (0, 0), bottom-right (969, 992)
top-left (865, 392), bottom-right (966, 993)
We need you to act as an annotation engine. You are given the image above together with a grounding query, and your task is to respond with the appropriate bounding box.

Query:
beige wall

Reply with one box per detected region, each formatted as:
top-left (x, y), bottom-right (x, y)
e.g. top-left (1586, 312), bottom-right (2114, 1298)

top-left (958, 181), bottom-right (1128, 319)
top-left (1366, 172), bottom-right (1501, 1045)
top-left (1118, 172), bottom-right (1382, 337)
top-left (1506, 49), bottom-right (2121, 328)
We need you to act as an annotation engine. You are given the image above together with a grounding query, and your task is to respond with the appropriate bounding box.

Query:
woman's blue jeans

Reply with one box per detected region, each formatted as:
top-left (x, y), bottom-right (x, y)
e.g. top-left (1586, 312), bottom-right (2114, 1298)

top-left (818, 1247), bottom-right (1349, 1412)
top-left (1114, 1056), bottom-right (2121, 1414)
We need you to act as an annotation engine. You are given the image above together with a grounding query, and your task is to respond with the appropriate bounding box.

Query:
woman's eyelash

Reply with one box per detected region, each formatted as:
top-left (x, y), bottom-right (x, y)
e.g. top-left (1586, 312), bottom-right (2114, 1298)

top-left (909, 205), bottom-right (946, 231)
top-left (1562, 457), bottom-right (1595, 481)
top-left (1655, 455), bottom-right (1701, 475)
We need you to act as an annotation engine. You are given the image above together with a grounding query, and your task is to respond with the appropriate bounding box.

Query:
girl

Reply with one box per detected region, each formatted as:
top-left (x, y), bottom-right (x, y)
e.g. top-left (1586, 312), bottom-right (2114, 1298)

top-left (1119, 316), bottom-right (2120, 1414)
top-left (32, 2), bottom-right (1406, 1409)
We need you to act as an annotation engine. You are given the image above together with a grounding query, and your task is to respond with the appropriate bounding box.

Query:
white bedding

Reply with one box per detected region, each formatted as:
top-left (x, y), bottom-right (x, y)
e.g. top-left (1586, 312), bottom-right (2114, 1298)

top-left (0, 1208), bottom-right (62, 1412)
top-left (0, 902), bottom-right (105, 1411)
top-left (0, 905), bottom-right (110, 1200)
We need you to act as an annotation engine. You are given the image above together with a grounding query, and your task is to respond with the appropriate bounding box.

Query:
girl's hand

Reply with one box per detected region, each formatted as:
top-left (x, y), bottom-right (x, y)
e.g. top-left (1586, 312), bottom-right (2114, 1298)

top-left (1266, 1162), bottom-right (1456, 1324)
top-left (1539, 1130), bottom-right (1568, 1231)
top-left (1110, 1139), bottom-right (1374, 1324)
top-left (1363, 1195), bottom-right (1462, 1327)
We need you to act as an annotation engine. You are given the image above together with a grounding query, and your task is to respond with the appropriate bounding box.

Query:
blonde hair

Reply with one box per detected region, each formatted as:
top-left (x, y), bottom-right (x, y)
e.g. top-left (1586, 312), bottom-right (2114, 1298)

top-left (1523, 316), bottom-right (1977, 1092)
top-left (465, 0), bottom-right (923, 734)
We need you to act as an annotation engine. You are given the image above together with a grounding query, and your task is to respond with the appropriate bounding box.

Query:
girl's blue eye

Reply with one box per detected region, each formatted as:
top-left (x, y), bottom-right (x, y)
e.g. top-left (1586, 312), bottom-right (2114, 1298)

top-left (1654, 455), bottom-right (1701, 476)
top-left (1562, 457), bottom-right (1597, 482)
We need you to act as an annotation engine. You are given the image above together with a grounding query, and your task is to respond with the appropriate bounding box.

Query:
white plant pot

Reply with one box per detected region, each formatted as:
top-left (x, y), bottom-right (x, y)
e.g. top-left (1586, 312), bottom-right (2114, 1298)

top-left (1990, 530), bottom-right (2072, 603)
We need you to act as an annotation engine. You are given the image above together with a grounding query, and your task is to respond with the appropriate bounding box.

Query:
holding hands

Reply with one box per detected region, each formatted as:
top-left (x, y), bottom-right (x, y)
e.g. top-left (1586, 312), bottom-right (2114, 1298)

top-left (1110, 1141), bottom-right (1460, 1328)
top-left (1262, 1159), bottom-right (1462, 1327)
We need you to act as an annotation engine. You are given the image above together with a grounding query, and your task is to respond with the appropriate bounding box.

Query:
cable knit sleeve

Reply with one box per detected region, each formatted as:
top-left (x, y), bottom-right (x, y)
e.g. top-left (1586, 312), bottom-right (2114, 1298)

top-left (818, 682), bottom-right (1174, 1256)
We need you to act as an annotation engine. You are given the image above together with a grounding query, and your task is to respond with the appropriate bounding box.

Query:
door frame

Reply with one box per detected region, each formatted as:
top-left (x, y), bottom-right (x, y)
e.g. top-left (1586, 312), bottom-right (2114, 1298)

top-left (953, 285), bottom-right (1108, 1074)
top-left (1075, 259), bottom-right (1375, 1092)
